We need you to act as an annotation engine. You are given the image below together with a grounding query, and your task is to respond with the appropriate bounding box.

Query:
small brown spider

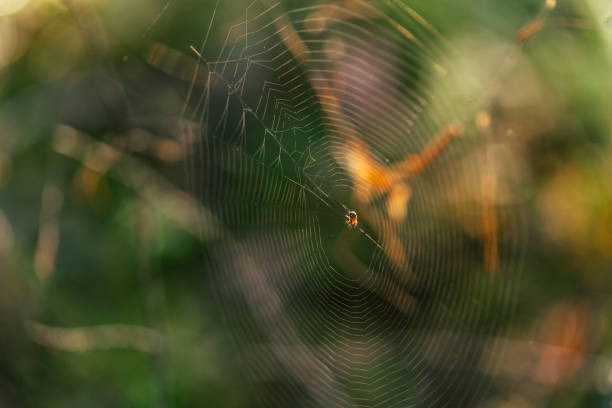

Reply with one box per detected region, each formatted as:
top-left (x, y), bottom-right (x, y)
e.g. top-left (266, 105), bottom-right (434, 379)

top-left (345, 210), bottom-right (358, 228)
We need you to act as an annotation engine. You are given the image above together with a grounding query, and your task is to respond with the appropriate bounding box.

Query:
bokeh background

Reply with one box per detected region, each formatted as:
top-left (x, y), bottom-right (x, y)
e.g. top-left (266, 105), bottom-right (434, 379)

top-left (2, 0), bottom-right (612, 406)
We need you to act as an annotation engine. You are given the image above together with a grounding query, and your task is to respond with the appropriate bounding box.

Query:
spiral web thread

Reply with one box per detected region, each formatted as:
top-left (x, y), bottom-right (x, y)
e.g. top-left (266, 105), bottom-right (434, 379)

top-left (176, 0), bottom-right (527, 406)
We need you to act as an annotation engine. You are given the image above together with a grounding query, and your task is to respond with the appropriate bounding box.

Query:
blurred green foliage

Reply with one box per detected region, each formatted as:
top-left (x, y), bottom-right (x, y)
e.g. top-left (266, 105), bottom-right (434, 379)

top-left (1, 0), bottom-right (612, 407)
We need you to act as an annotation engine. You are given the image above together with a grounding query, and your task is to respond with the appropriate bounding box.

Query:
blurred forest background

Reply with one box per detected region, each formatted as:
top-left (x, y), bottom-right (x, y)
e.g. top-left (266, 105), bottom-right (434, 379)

top-left (2, 0), bottom-right (612, 406)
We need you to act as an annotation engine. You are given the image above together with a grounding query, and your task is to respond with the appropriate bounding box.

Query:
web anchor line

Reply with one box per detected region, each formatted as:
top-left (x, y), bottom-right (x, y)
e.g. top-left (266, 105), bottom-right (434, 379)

top-left (189, 45), bottom-right (387, 253)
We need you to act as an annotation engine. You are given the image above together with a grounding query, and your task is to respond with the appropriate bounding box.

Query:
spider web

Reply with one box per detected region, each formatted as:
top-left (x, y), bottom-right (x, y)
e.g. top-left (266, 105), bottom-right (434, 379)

top-left (168, 0), bottom-right (527, 406)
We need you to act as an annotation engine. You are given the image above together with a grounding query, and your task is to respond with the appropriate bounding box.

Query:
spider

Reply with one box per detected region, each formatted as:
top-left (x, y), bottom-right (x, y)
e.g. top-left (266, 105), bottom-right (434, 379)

top-left (345, 210), bottom-right (358, 229)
